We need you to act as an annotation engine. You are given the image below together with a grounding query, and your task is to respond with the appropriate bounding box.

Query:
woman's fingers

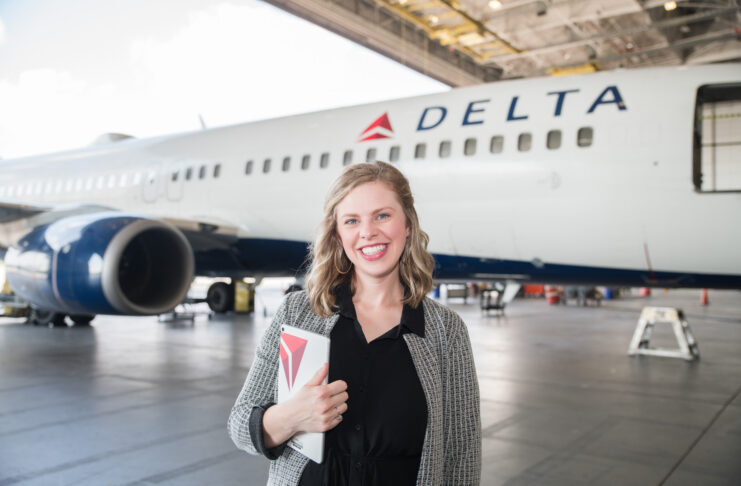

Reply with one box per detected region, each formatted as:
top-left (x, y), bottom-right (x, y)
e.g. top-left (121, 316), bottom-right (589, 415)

top-left (305, 363), bottom-right (329, 387)
top-left (327, 391), bottom-right (349, 409)
top-left (325, 379), bottom-right (347, 395)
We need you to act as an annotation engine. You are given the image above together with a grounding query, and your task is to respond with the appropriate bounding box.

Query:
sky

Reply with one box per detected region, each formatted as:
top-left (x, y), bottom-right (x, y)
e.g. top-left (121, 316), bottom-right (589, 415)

top-left (0, 0), bottom-right (448, 159)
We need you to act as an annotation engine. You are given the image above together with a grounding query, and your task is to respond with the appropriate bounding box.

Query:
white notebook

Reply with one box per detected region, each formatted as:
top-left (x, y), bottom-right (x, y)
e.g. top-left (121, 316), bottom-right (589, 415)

top-left (277, 324), bottom-right (331, 463)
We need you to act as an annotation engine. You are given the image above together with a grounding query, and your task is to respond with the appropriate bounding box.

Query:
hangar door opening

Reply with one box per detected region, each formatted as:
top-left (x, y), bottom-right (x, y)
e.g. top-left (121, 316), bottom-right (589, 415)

top-left (693, 83), bottom-right (741, 193)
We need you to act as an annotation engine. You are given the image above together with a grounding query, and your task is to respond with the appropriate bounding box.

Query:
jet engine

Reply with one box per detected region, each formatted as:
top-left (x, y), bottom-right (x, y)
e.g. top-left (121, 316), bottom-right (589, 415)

top-left (5, 213), bottom-right (194, 316)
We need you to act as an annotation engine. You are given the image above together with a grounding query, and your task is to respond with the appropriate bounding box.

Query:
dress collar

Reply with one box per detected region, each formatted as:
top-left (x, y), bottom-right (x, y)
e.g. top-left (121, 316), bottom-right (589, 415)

top-left (334, 280), bottom-right (425, 338)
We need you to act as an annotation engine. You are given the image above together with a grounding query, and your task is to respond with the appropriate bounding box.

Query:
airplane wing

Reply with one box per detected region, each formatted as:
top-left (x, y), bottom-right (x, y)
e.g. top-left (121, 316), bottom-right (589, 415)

top-left (0, 201), bottom-right (241, 253)
top-left (0, 201), bottom-right (51, 223)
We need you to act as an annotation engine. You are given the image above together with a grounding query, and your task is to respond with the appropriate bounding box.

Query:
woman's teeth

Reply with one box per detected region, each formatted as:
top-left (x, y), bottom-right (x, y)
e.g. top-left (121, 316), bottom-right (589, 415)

top-left (360, 244), bottom-right (388, 255)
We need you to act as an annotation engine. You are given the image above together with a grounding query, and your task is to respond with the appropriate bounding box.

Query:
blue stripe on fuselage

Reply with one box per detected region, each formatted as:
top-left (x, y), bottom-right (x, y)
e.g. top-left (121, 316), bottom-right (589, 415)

top-left (192, 238), bottom-right (741, 289)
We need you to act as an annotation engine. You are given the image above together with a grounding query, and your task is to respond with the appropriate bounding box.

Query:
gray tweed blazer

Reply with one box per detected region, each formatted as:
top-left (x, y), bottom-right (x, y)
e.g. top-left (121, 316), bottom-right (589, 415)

top-left (228, 290), bottom-right (481, 485)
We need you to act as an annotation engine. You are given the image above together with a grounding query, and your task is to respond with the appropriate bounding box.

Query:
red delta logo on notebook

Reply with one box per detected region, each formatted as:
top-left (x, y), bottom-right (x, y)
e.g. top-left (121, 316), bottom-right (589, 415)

top-left (280, 332), bottom-right (308, 390)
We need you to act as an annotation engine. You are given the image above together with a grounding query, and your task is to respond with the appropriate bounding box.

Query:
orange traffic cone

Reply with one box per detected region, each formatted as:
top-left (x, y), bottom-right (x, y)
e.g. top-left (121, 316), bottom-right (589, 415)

top-left (545, 285), bottom-right (560, 305)
top-left (701, 289), bottom-right (709, 306)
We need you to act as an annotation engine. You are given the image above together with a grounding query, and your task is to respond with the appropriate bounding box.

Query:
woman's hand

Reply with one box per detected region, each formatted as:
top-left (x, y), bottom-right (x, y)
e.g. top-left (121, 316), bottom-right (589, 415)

top-left (289, 363), bottom-right (349, 433)
top-left (262, 363), bottom-right (348, 447)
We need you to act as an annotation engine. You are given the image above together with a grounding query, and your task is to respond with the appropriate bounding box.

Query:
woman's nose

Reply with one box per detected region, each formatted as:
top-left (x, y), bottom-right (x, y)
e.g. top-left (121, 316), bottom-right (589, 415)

top-left (359, 220), bottom-right (377, 239)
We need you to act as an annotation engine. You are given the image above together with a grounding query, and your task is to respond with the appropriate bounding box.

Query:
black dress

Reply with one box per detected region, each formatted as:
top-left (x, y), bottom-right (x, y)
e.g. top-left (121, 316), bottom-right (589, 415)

top-left (296, 282), bottom-right (428, 485)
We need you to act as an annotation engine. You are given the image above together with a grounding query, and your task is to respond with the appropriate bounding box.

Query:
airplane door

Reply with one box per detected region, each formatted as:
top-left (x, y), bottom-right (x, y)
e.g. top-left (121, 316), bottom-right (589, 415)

top-left (693, 83), bottom-right (741, 193)
top-left (142, 163), bottom-right (163, 203)
top-left (166, 161), bottom-right (184, 201)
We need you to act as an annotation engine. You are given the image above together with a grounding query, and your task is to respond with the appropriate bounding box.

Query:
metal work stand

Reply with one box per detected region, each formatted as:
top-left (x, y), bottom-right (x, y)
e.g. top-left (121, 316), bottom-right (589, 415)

top-left (627, 307), bottom-right (699, 361)
top-left (480, 289), bottom-right (505, 315)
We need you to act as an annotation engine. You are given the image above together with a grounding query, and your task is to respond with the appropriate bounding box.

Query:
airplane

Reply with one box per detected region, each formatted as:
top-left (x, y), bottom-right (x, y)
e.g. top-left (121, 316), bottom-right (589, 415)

top-left (0, 63), bottom-right (739, 326)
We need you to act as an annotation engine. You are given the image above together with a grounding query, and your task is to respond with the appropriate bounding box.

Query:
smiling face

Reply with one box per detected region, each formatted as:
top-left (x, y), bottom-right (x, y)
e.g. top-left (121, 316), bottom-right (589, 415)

top-left (335, 181), bottom-right (410, 282)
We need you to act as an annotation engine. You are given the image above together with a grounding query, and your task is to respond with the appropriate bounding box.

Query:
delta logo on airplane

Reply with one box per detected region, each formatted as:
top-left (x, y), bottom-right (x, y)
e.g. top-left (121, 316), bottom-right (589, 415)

top-left (359, 113), bottom-right (394, 142)
top-left (359, 85), bottom-right (627, 141)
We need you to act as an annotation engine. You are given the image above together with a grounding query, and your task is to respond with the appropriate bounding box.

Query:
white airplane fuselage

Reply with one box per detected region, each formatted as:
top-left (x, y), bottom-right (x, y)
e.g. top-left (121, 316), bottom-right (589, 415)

top-left (1, 64), bottom-right (740, 316)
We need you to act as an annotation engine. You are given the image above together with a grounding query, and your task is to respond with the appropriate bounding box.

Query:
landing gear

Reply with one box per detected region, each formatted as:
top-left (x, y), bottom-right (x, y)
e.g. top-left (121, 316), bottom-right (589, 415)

top-left (206, 282), bottom-right (234, 313)
top-left (29, 308), bottom-right (96, 327)
top-left (70, 314), bottom-right (95, 326)
top-left (30, 309), bottom-right (67, 327)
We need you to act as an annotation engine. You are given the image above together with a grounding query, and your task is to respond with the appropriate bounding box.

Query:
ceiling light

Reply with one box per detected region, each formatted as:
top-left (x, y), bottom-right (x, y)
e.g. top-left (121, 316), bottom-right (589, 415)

top-left (429, 15), bottom-right (439, 25)
top-left (664, 1), bottom-right (677, 11)
top-left (489, 0), bottom-right (502, 9)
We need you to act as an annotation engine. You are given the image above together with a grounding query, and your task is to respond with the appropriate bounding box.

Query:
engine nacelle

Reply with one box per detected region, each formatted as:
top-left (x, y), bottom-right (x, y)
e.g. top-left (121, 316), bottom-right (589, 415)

top-left (5, 213), bottom-right (194, 315)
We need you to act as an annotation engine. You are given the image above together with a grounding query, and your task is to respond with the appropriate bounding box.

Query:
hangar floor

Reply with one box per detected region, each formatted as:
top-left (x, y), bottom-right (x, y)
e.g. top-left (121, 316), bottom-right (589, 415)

top-left (0, 288), bottom-right (740, 486)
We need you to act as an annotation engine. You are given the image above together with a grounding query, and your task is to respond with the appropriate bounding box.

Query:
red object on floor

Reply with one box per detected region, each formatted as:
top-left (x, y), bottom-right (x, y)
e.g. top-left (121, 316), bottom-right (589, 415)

top-left (524, 284), bottom-right (545, 296)
top-left (545, 285), bottom-right (560, 304)
top-left (701, 289), bottom-right (709, 306)
top-left (640, 287), bottom-right (652, 297)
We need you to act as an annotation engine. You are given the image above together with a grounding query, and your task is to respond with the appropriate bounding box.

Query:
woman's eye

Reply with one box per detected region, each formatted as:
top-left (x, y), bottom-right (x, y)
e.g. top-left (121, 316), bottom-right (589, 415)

top-left (377, 213), bottom-right (390, 220)
top-left (344, 219), bottom-right (357, 225)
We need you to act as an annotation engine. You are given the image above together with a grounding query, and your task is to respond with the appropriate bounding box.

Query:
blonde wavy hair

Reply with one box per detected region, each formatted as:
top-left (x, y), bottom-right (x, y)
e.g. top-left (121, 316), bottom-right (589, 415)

top-left (306, 161), bottom-right (435, 317)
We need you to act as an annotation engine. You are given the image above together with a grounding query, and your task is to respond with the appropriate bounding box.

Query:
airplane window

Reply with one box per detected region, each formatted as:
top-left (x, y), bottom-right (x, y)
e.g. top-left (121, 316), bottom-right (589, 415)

top-left (320, 152), bottom-right (329, 168)
top-left (96, 176), bottom-right (104, 189)
top-left (199, 165), bottom-right (206, 179)
top-left (75, 179), bottom-right (84, 191)
top-left (66, 179), bottom-right (74, 192)
top-left (464, 138), bottom-right (476, 156)
top-left (56, 180), bottom-right (64, 193)
top-left (414, 143), bottom-right (426, 159)
top-left (366, 148), bottom-right (377, 162)
top-left (214, 163), bottom-right (221, 178)
top-left (245, 160), bottom-right (253, 175)
top-left (0, 187), bottom-right (4, 197)
top-left (7, 187), bottom-right (14, 197)
top-left (389, 145), bottom-right (400, 162)
top-left (120, 174), bottom-right (128, 187)
top-left (518, 133), bottom-right (532, 152)
top-left (282, 157), bottom-right (291, 172)
top-left (45, 181), bottom-right (53, 194)
top-left (547, 130), bottom-right (562, 150)
top-left (185, 168), bottom-right (193, 181)
top-left (263, 158), bottom-right (272, 173)
top-left (172, 171), bottom-right (179, 182)
top-left (132, 172), bottom-right (142, 186)
top-left (439, 140), bottom-right (451, 158)
top-left (490, 136), bottom-right (504, 154)
top-left (36, 182), bottom-right (44, 195)
top-left (302, 154), bottom-right (311, 170)
top-left (343, 150), bottom-right (353, 166)
top-left (85, 178), bottom-right (94, 191)
top-left (578, 127), bottom-right (593, 147)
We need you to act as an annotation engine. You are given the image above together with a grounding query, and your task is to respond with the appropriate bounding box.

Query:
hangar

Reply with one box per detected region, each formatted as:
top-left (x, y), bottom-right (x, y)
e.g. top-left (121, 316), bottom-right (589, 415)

top-left (0, 1), bottom-right (740, 485)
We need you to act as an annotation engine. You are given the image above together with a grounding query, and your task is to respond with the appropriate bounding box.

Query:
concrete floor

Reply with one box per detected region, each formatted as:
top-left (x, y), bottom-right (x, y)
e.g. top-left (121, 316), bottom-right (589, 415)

top-left (0, 288), bottom-right (739, 485)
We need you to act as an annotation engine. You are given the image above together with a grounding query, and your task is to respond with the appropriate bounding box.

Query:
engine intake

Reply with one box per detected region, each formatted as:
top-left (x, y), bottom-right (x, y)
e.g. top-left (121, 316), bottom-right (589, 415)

top-left (5, 213), bottom-right (194, 315)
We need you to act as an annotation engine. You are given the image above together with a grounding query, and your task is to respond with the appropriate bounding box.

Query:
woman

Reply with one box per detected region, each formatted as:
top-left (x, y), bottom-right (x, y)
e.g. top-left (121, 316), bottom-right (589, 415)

top-left (228, 161), bottom-right (481, 485)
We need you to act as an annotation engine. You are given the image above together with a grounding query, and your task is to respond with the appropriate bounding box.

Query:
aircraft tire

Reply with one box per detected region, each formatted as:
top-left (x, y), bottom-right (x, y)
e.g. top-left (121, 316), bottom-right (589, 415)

top-left (32, 309), bottom-right (67, 327)
top-left (70, 314), bottom-right (95, 326)
top-left (207, 282), bottom-right (234, 313)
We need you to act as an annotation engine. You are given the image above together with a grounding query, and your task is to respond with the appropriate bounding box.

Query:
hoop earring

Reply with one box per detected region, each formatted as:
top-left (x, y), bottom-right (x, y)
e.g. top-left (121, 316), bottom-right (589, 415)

top-left (335, 255), bottom-right (351, 275)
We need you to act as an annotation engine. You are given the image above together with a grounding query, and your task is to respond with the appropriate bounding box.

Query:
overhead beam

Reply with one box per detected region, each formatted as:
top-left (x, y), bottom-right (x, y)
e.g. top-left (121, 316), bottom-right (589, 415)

top-left (263, 0), bottom-right (502, 86)
top-left (489, 6), bottom-right (738, 64)
top-left (522, 28), bottom-right (740, 78)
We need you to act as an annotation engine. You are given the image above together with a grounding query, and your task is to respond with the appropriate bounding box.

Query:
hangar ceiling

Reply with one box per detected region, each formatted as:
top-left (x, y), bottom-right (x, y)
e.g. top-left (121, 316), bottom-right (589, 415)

top-left (265, 0), bottom-right (741, 86)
